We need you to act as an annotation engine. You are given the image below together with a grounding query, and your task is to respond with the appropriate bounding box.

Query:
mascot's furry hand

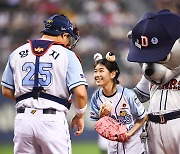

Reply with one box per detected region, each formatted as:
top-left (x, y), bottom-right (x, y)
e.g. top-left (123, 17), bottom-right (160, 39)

top-left (95, 116), bottom-right (128, 142)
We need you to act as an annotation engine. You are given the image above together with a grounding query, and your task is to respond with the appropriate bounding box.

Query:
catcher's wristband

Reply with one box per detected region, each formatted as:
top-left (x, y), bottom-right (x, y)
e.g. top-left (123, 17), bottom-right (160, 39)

top-left (75, 104), bottom-right (87, 114)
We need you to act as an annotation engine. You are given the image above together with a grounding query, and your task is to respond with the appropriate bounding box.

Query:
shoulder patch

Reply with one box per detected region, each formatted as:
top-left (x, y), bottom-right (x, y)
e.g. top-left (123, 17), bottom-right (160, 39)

top-left (135, 97), bottom-right (141, 106)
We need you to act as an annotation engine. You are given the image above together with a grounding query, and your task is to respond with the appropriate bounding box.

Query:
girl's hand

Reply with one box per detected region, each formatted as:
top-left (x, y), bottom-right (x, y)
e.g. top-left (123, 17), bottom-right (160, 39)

top-left (125, 132), bottom-right (132, 140)
top-left (99, 102), bottom-right (112, 118)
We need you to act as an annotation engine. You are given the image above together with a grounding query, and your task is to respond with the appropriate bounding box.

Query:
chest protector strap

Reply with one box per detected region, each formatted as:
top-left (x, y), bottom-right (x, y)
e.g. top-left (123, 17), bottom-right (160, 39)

top-left (16, 40), bottom-right (71, 109)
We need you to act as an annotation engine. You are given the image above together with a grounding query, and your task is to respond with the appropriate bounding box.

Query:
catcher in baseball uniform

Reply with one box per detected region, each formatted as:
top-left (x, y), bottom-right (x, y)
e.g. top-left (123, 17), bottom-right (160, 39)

top-left (90, 52), bottom-right (148, 154)
top-left (1, 14), bottom-right (88, 154)
top-left (127, 9), bottom-right (180, 154)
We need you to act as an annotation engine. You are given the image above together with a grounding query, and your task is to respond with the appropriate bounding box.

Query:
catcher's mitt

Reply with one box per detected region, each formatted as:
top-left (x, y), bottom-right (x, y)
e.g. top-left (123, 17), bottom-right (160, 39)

top-left (95, 116), bottom-right (128, 142)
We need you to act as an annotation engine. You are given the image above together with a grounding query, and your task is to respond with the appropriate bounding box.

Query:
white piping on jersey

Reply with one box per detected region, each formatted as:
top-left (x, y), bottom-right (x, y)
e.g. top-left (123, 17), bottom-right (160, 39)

top-left (115, 87), bottom-right (124, 122)
top-left (159, 90), bottom-right (169, 110)
top-left (159, 90), bottom-right (163, 110)
top-left (164, 90), bottom-right (168, 110)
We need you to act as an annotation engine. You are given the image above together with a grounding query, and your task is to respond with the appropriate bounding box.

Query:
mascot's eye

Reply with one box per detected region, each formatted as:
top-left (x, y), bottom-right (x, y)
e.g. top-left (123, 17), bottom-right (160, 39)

top-left (159, 53), bottom-right (171, 64)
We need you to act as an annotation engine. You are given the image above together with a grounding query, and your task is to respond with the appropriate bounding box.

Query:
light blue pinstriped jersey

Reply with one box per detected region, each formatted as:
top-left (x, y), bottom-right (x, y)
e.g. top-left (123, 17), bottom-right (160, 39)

top-left (90, 85), bottom-right (146, 131)
top-left (1, 41), bottom-right (88, 105)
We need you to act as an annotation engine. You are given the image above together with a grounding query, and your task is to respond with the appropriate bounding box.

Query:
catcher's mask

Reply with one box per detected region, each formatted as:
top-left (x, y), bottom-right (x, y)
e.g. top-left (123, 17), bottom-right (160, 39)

top-left (41, 14), bottom-right (80, 49)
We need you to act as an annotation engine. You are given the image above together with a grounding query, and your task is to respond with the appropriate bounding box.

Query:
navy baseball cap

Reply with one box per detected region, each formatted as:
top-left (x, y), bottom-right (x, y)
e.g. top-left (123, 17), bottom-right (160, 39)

top-left (127, 9), bottom-right (180, 63)
top-left (41, 14), bottom-right (78, 40)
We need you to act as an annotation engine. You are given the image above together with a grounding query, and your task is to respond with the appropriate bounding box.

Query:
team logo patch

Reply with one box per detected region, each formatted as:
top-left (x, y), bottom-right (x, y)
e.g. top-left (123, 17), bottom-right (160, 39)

top-left (117, 112), bottom-right (132, 125)
top-left (141, 36), bottom-right (148, 47)
top-left (122, 103), bottom-right (126, 108)
top-left (80, 74), bottom-right (84, 78)
top-left (34, 47), bottom-right (44, 52)
top-left (19, 50), bottom-right (29, 58)
top-left (135, 35), bottom-right (153, 49)
top-left (120, 111), bottom-right (127, 116)
top-left (135, 97), bottom-right (141, 106)
top-left (151, 37), bottom-right (158, 44)
top-left (90, 111), bottom-right (98, 120)
top-left (90, 112), bottom-right (95, 115)
top-left (121, 102), bottom-right (128, 109)
top-left (46, 19), bottom-right (53, 28)
top-left (135, 39), bottom-right (141, 49)
top-left (31, 110), bottom-right (37, 114)
top-left (47, 19), bottom-right (53, 23)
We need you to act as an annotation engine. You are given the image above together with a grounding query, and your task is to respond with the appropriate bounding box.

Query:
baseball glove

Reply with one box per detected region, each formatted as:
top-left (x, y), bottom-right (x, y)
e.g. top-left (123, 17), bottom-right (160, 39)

top-left (95, 116), bottom-right (128, 142)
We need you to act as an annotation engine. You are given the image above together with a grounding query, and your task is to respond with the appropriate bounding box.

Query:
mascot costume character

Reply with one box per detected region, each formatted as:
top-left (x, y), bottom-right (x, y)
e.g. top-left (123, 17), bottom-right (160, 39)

top-left (127, 9), bottom-right (180, 154)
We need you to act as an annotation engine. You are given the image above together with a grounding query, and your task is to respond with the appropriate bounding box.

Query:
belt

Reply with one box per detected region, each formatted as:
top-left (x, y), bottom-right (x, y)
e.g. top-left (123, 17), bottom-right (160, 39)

top-left (17, 108), bottom-right (56, 114)
top-left (16, 92), bottom-right (71, 109)
top-left (148, 110), bottom-right (180, 124)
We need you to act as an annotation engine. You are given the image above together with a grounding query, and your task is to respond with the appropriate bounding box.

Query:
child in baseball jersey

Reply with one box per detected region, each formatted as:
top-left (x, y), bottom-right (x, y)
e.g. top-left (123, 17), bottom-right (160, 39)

top-left (90, 52), bottom-right (148, 154)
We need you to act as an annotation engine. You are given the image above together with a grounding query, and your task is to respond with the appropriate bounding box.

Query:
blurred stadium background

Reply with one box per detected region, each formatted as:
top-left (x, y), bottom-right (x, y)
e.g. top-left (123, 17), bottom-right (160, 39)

top-left (0, 0), bottom-right (179, 153)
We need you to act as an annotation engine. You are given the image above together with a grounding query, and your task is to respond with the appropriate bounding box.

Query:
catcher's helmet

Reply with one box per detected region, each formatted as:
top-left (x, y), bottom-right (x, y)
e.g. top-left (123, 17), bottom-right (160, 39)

top-left (41, 14), bottom-right (79, 40)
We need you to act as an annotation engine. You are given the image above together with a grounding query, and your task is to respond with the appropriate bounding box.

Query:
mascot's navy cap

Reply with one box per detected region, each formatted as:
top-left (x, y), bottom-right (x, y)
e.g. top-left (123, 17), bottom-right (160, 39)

top-left (41, 14), bottom-right (78, 40)
top-left (128, 9), bottom-right (180, 63)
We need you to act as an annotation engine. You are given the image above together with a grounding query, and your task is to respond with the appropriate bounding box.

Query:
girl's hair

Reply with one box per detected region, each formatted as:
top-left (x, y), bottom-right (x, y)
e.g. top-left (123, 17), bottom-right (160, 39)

top-left (94, 52), bottom-right (120, 85)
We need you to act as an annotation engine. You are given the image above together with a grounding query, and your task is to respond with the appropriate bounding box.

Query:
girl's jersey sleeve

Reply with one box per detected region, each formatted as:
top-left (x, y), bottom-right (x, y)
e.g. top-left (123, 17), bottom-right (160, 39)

top-left (1, 55), bottom-right (14, 90)
top-left (90, 91), bottom-right (100, 121)
top-left (66, 52), bottom-right (88, 93)
top-left (127, 89), bottom-right (147, 120)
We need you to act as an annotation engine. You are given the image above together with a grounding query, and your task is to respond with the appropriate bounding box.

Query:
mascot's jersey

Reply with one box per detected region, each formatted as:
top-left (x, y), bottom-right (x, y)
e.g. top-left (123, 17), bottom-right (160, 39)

top-left (90, 85), bottom-right (146, 131)
top-left (1, 40), bottom-right (88, 111)
top-left (149, 74), bottom-right (180, 113)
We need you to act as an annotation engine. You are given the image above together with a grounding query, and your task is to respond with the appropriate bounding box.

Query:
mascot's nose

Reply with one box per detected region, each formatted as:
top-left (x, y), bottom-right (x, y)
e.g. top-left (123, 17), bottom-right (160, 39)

top-left (144, 63), bottom-right (154, 76)
top-left (145, 68), bottom-right (154, 76)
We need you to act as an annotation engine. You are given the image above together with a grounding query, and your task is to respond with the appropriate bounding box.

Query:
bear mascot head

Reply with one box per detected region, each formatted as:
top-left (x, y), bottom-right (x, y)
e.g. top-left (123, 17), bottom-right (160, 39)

top-left (127, 9), bottom-right (180, 85)
top-left (127, 9), bottom-right (180, 154)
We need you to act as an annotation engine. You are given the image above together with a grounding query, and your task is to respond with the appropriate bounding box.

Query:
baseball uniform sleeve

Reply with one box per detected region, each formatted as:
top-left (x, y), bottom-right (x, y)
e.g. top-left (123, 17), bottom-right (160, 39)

top-left (90, 91), bottom-right (100, 121)
top-left (128, 90), bottom-right (147, 120)
top-left (66, 52), bottom-right (88, 93)
top-left (1, 56), bottom-right (14, 90)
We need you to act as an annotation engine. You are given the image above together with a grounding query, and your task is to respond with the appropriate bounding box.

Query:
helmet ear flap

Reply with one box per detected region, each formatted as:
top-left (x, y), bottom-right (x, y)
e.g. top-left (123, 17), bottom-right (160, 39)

top-left (73, 24), bottom-right (79, 37)
top-left (66, 24), bottom-right (80, 49)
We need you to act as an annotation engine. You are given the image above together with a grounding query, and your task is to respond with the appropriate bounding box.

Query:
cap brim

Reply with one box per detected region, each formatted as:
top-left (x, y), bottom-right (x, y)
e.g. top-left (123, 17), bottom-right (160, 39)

top-left (127, 40), bottom-right (175, 63)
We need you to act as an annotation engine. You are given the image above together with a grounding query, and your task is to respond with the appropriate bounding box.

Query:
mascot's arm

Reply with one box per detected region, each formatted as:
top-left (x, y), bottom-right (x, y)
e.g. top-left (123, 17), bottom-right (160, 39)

top-left (162, 66), bottom-right (180, 85)
top-left (133, 75), bottom-right (150, 103)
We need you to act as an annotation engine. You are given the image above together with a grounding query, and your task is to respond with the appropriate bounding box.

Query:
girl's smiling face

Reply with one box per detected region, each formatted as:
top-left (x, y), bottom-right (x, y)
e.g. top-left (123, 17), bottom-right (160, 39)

top-left (94, 63), bottom-right (115, 87)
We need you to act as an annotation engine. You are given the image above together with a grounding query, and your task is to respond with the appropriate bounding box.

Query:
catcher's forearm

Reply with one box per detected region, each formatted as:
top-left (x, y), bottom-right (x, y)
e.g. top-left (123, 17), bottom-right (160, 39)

top-left (2, 86), bottom-right (16, 101)
top-left (127, 114), bottom-right (148, 137)
top-left (73, 85), bottom-right (88, 110)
